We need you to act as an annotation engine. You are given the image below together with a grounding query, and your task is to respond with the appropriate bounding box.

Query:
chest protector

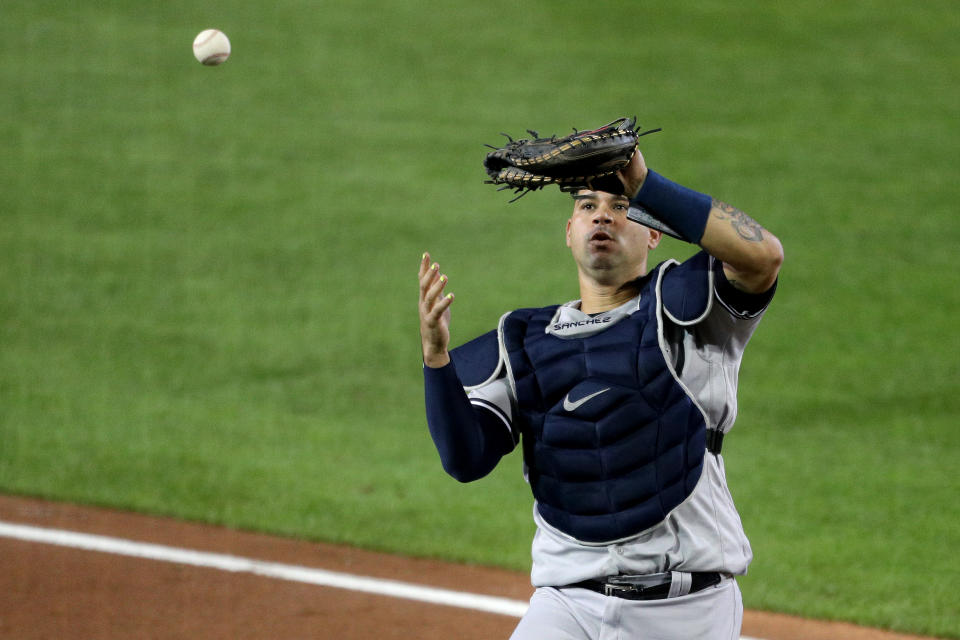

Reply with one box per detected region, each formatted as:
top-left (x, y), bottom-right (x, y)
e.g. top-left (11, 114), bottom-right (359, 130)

top-left (501, 256), bottom-right (712, 544)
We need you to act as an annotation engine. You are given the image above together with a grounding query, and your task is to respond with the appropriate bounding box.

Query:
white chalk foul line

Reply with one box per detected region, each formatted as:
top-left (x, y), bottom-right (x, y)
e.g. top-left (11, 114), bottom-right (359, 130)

top-left (0, 520), bottom-right (763, 639)
top-left (0, 520), bottom-right (527, 617)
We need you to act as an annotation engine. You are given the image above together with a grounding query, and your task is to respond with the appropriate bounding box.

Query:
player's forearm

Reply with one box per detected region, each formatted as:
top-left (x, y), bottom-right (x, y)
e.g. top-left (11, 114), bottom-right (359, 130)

top-left (629, 170), bottom-right (782, 292)
top-left (700, 201), bottom-right (783, 294)
top-left (423, 362), bottom-right (511, 482)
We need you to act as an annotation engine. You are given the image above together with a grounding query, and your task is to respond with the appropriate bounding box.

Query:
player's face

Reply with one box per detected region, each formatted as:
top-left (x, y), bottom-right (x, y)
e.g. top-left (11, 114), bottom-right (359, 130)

top-left (566, 190), bottom-right (661, 283)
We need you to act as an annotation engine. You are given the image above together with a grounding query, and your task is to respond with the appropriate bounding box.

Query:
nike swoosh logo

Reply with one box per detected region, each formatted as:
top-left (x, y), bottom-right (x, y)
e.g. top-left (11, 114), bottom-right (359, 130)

top-left (562, 388), bottom-right (611, 412)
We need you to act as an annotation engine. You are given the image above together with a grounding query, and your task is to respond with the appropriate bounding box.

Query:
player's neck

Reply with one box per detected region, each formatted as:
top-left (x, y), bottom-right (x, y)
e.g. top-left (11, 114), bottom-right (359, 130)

top-left (577, 272), bottom-right (645, 314)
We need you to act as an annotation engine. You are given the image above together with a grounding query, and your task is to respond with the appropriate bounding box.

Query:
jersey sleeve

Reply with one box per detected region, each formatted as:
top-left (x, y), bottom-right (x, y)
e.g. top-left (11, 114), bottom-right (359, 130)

top-left (449, 327), bottom-right (518, 444)
top-left (661, 255), bottom-right (777, 435)
top-left (423, 339), bottom-right (517, 482)
top-left (712, 259), bottom-right (777, 319)
top-left (466, 376), bottom-right (517, 444)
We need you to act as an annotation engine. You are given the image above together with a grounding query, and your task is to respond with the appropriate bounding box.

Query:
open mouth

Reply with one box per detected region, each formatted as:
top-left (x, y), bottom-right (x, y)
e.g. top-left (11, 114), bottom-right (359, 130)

top-left (589, 230), bottom-right (614, 243)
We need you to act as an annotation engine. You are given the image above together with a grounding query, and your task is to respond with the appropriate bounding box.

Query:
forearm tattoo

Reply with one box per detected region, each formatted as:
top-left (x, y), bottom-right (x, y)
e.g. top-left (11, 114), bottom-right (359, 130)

top-left (711, 198), bottom-right (764, 242)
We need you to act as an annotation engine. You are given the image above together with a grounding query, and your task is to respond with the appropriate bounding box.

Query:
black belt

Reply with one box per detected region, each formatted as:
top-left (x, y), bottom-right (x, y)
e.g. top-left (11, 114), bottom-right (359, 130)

top-left (565, 572), bottom-right (722, 601)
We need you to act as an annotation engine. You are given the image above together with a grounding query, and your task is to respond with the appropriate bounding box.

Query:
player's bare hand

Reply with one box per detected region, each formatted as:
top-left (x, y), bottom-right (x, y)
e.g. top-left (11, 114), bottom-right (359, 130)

top-left (617, 146), bottom-right (648, 199)
top-left (418, 252), bottom-right (454, 368)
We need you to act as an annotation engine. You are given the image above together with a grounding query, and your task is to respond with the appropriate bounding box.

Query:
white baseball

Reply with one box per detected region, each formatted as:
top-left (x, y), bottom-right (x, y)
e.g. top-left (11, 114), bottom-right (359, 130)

top-left (193, 29), bottom-right (231, 66)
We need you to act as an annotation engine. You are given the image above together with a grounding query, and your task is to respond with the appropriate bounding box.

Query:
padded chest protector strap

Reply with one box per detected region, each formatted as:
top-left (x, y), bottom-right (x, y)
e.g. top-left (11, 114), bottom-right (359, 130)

top-left (449, 329), bottom-right (502, 391)
top-left (659, 250), bottom-right (714, 325)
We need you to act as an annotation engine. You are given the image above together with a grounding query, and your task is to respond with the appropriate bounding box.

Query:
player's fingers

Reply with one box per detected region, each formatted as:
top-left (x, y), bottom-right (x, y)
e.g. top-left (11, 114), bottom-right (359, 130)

top-left (427, 291), bottom-right (454, 323)
top-left (423, 272), bottom-right (449, 315)
top-left (419, 261), bottom-right (440, 297)
top-left (418, 252), bottom-right (432, 280)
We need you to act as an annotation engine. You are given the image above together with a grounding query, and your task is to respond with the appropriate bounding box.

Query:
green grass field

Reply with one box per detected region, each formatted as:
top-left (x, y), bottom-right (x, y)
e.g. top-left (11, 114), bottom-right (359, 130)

top-left (1, 1), bottom-right (958, 637)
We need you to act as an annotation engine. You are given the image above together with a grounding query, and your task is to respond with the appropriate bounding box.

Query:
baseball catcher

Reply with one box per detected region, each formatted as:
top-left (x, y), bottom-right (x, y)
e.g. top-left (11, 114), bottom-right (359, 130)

top-left (419, 117), bottom-right (784, 640)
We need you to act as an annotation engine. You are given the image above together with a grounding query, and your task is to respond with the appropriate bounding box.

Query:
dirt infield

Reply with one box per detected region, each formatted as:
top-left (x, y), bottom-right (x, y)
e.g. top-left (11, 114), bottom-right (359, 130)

top-left (0, 495), bottom-right (939, 640)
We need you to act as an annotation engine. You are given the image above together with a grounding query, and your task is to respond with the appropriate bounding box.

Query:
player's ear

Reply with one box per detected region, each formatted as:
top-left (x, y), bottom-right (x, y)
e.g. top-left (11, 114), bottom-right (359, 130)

top-left (647, 228), bottom-right (663, 250)
top-left (566, 218), bottom-right (573, 247)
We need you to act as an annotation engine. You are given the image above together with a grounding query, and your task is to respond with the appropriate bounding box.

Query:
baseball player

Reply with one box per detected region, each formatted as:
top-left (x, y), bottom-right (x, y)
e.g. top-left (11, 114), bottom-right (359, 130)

top-left (418, 145), bottom-right (783, 639)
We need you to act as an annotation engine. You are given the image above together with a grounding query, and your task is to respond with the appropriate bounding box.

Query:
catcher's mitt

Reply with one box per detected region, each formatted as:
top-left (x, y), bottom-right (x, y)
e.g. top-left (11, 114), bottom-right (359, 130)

top-left (483, 116), bottom-right (661, 201)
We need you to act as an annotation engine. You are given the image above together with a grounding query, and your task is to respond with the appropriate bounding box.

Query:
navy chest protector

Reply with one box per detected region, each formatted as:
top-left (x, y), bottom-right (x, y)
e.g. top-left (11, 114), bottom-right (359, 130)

top-left (453, 252), bottom-right (715, 544)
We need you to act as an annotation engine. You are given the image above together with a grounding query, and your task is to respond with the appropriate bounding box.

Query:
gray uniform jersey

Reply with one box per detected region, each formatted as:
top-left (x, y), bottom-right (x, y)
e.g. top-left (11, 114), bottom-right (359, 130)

top-left (466, 276), bottom-right (768, 587)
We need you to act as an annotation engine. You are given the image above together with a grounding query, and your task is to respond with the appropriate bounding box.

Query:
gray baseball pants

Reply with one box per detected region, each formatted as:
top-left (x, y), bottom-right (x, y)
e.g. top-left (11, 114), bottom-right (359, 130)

top-left (509, 577), bottom-right (742, 640)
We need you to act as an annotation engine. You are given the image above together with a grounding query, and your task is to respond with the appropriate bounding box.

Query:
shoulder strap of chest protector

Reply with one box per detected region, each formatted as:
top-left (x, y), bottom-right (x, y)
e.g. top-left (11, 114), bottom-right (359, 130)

top-left (659, 249), bottom-right (714, 325)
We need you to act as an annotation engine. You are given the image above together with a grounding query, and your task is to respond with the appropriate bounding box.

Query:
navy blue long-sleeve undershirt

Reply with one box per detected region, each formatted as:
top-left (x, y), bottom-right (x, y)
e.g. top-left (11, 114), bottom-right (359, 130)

top-left (423, 362), bottom-right (515, 483)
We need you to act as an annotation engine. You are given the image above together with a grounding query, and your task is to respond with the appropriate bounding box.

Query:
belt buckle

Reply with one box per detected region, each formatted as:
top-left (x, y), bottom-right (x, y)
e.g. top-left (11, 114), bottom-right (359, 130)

top-left (603, 581), bottom-right (640, 597)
